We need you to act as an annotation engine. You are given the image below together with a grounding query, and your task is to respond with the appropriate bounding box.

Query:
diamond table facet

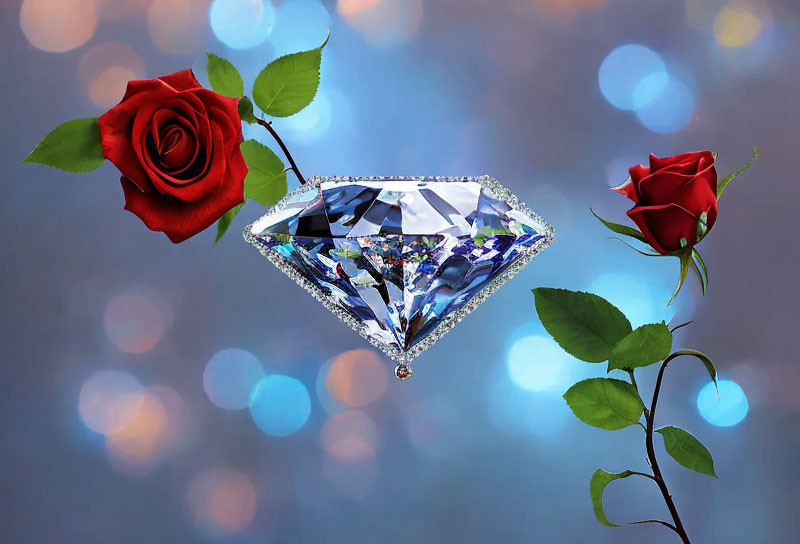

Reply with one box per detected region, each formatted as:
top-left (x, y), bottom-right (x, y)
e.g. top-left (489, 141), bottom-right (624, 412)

top-left (245, 176), bottom-right (555, 367)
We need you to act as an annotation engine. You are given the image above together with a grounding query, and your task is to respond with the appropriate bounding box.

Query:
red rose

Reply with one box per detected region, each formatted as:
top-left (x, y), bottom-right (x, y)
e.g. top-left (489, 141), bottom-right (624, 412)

top-left (612, 151), bottom-right (717, 253)
top-left (99, 70), bottom-right (247, 243)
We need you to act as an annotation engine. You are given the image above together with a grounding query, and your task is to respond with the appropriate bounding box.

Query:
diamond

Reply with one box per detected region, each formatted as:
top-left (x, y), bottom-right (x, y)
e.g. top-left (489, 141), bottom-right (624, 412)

top-left (244, 176), bottom-right (555, 368)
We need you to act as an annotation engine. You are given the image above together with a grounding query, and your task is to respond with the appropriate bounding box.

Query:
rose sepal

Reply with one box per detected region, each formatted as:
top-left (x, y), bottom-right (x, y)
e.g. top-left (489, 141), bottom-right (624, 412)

top-left (717, 146), bottom-right (760, 198)
top-left (608, 236), bottom-right (696, 305)
top-left (691, 248), bottom-right (708, 295)
top-left (592, 208), bottom-right (647, 243)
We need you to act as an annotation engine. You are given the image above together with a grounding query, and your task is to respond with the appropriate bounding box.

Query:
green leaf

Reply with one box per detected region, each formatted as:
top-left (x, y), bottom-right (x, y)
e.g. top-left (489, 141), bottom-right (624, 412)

top-left (668, 249), bottom-right (692, 306)
top-left (668, 349), bottom-right (718, 390)
top-left (656, 426), bottom-right (716, 477)
top-left (213, 202), bottom-right (245, 246)
top-left (717, 146), bottom-right (760, 198)
top-left (237, 96), bottom-right (258, 125)
top-left (206, 53), bottom-right (244, 98)
top-left (590, 469), bottom-right (635, 527)
top-left (23, 118), bottom-right (105, 173)
top-left (591, 208), bottom-right (647, 242)
top-left (252, 29), bottom-right (330, 117)
top-left (533, 288), bottom-right (632, 363)
top-left (563, 378), bottom-right (643, 430)
top-left (692, 248), bottom-right (708, 295)
top-left (240, 140), bottom-right (287, 206)
top-left (608, 323), bottom-right (672, 372)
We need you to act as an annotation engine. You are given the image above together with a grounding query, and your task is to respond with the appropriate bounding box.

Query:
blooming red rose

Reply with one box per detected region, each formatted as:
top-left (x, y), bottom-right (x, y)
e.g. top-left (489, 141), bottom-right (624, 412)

top-left (98, 70), bottom-right (247, 243)
top-left (612, 151), bottom-right (717, 253)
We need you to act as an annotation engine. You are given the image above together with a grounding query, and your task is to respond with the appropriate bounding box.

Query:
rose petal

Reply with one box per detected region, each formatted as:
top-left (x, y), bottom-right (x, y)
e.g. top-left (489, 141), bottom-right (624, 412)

top-left (118, 78), bottom-right (165, 104)
top-left (649, 151), bottom-right (714, 174)
top-left (638, 170), bottom-right (715, 205)
top-left (132, 92), bottom-right (215, 197)
top-left (99, 79), bottom-right (178, 191)
top-left (120, 172), bottom-right (244, 243)
top-left (611, 176), bottom-right (638, 203)
top-left (157, 69), bottom-right (203, 92)
top-left (629, 164), bottom-right (649, 185)
top-left (145, 122), bottom-right (227, 202)
top-left (158, 126), bottom-right (196, 171)
top-left (627, 203), bottom-right (701, 253)
top-left (150, 110), bottom-right (200, 176)
top-left (193, 89), bottom-right (243, 143)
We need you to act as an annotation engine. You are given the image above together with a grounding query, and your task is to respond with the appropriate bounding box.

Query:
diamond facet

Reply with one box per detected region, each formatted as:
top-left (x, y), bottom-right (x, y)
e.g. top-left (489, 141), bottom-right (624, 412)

top-left (245, 176), bottom-right (555, 366)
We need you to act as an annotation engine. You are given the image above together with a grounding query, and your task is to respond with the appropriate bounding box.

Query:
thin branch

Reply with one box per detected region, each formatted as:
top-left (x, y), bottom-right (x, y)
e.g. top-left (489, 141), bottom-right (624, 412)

top-left (669, 320), bottom-right (693, 333)
top-left (645, 354), bottom-right (692, 543)
top-left (629, 519), bottom-right (680, 533)
top-left (628, 471), bottom-right (658, 482)
top-left (255, 117), bottom-right (306, 185)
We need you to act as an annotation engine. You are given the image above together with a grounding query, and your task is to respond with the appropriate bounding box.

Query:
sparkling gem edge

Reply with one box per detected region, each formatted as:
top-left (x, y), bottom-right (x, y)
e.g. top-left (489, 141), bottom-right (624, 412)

top-left (243, 175), bottom-right (556, 366)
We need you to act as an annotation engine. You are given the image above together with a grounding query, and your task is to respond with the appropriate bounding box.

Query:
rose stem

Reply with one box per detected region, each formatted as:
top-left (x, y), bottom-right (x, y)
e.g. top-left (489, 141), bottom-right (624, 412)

top-left (644, 356), bottom-right (692, 544)
top-left (255, 118), bottom-right (306, 185)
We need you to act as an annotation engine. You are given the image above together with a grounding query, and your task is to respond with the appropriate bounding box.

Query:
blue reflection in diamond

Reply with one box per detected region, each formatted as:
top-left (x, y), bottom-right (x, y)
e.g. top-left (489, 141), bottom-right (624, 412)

top-left (248, 178), bottom-right (550, 358)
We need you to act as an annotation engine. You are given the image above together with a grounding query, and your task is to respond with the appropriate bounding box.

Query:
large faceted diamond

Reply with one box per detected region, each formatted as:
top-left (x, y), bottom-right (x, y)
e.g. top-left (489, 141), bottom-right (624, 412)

top-left (245, 176), bottom-right (554, 365)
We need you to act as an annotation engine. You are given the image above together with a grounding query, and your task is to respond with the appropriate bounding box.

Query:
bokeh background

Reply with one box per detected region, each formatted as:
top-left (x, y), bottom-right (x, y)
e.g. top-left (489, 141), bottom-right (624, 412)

top-left (2, 0), bottom-right (798, 542)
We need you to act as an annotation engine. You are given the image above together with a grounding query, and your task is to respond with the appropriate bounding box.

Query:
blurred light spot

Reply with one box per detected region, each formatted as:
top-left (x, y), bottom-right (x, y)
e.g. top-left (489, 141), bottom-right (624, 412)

top-left (89, 67), bottom-right (137, 108)
top-left (210, 0), bottom-right (275, 50)
top-left (635, 77), bottom-right (695, 134)
top-left (20, 0), bottom-right (97, 53)
top-left (528, 0), bottom-right (607, 20)
top-left (337, 0), bottom-right (380, 18)
top-left (729, 363), bottom-right (769, 407)
top-left (405, 396), bottom-right (471, 460)
top-left (148, 0), bottom-right (209, 54)
top-left (316, 359), bottom-right (348, 414)
top-left (148, 384), bottom-right (193, 452)
top-left (282, 92), bottom-right (333, 144)
top-left (78, 43), bottom-right (146, 109)
top-left (487, 372), bottom-right (572, 436)
top-left (106, 390), bottom-right (168, 475)
top-left (589, 273), bottom-right (681, 327)
top-left (507, 335), bottom-right (573, 392)
top-left (526, 183), bottom-right (573, 233)
top-left (96, 0), bottom-right (151, 21)
top-left (203, 348), bottom-right (265, 410)
top-left (714, 5), bottom-right (763, 48)
top-left (714, 2), bottom-right (775, 76)
top-left (187, 468), bottom-right (257, 537)
top-left (605, 153), bottom-right (645, 187)
top-left (321, 410), bottom-right (377, 461)
top-left (79, 370), bottom-right (144, 435)
top-left (315, 359), bottom-right (348, 414)
top-left (322, 456), bottom-right (378, 501)
top-left (598, 44), bottom-right (667, 111)
top-left (685, 0), bottom-right (718, 28)
top-left (249, 375), bottom-right (311, 437)
top-left (697, 379), bottom-right (748, 427)
top-left (104, 291), bottom-right (167, 354)
top-left (337, 0), bottom-right (423, 48)
top-left (326, 349), bottom-right (387, 407)
top-left (269, 0), bottom-right (332, 54)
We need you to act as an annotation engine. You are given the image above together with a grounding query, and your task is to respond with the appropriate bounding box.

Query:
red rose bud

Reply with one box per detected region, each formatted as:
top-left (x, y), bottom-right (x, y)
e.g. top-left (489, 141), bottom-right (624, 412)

top-left (612, 151), bottom-right (717, 254)
top-left (99, 70), bottom-right (247, 243)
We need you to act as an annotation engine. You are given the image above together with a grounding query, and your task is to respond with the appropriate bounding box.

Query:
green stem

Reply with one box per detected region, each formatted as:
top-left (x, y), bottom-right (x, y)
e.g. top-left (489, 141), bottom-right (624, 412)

top-left (255, 117), bottom-right (306, 185)
top-left (645, 355), bottom-right (692, 543)
top-left (624, 368), bottom-right (688, 542)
